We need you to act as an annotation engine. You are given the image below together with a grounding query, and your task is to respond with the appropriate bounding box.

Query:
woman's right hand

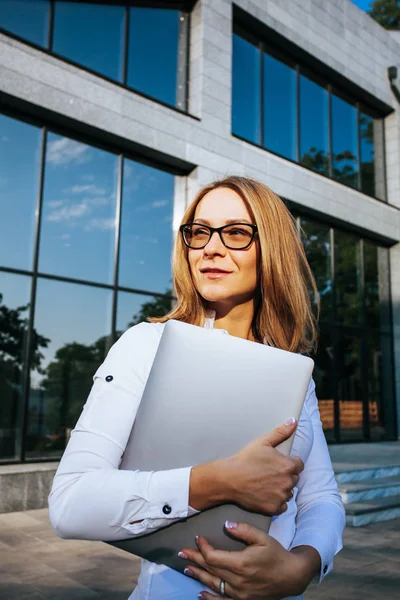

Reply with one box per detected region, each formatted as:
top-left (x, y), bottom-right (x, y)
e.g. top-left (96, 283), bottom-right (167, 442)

top-left (189, 419), bottom-right (304, 516)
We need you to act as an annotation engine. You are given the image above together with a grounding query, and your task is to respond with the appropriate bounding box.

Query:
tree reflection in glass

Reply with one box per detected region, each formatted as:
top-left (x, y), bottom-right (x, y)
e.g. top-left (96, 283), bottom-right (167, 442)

top-left (299, 75), bottom-right (329, 176)
top-left (117, 291), bottom-right (173, 338)
top-left (334, 230), bottom-right (362, 325)
top-left (360, 112), bottom-right (375, 197)
top-left (337, 333), bottom-right (364, 441)
top-left (301, 219), bottom-right (332, 321)
top-left (26, 279), bottom-right (112, 459)
top-left (331, 94), bottom-right (359, 188)
top-left (0, 273), bottom-right (49, 460)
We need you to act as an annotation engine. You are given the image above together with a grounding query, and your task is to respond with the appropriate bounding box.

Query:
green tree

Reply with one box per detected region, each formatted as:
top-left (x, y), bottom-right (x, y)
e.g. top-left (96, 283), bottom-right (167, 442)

top-left (368, 0), bottom-right (400, 30)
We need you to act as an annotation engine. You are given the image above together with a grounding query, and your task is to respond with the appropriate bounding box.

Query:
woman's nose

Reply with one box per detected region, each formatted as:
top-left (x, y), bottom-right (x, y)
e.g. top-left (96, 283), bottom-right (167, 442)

top-left (203, 231), bottom-right (226, 255)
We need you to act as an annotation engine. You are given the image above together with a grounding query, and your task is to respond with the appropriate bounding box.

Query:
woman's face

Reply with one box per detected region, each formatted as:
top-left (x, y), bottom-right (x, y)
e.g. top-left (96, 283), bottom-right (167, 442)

top-left (188, 187), bottom-right (259, 309)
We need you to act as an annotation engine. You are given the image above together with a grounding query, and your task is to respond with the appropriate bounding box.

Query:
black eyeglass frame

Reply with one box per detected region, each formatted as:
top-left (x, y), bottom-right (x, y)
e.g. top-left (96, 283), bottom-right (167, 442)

top-left (179, 222), bottom-right (258, 250)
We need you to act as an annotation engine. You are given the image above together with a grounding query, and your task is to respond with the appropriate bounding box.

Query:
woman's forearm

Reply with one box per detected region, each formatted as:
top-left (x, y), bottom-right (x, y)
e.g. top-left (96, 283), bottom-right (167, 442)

top-left (189, 460), bottom-right (232, 510)
top-left (288, 545), bottom-right (321, 595)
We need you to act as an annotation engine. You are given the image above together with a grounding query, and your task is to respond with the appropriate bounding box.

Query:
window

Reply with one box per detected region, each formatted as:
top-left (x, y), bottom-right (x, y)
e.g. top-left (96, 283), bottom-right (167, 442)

top-left (232, 33), bottom-right (261, 145)
top-left (0, 1), bottom-right (189, 111)
top-left (300, 216), bottom-right (395, 442)
top-left (0, 115), bottom-right (41, 271)
top-left (0, 112), bottom-right (178, 462)
top-left (0, 0), bottom-right (50, 47)
top-left (232, 29), bottom-right (386, 200)
top-left (53, 2), bottom-right (125, 81)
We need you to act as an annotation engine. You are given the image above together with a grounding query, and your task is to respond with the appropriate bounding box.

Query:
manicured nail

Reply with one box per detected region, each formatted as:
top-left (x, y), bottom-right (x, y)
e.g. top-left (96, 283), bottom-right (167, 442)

top-left (285, 417), bottom-right (296, 426)
top-left (184, 567), bottom-right (194, 577)
top-left (225, 520), bottom-right (238, 529)
top-left (198, 594), bottom-right (206, 599)
top-left (178, 551), bottom-right (188, 559)
top-left (195, 535), bottom-right (199, 545)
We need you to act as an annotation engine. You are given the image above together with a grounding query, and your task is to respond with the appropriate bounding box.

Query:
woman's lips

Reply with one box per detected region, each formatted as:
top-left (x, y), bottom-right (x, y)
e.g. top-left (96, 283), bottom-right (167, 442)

top-left (200, 269), bottom-right (231, 279)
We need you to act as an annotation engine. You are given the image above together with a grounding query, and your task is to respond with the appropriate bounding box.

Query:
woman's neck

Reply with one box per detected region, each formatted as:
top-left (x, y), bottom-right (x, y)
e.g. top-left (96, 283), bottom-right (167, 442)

top-left (208, 299), bottom-right (258, 342)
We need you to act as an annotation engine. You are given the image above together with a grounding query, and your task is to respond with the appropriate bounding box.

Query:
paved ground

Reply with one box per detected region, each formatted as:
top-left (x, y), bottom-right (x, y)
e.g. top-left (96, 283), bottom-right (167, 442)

top-left (0, 509), bottom-right (399, 599)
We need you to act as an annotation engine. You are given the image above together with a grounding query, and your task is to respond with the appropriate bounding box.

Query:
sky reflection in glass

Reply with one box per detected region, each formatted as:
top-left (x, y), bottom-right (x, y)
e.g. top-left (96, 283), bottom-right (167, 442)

top-left (232, 34), bottom-right (261, 144)
top-left (0, 114), bottom-right (41, 271)
top-left (299, 75), bottom-right (329, 176)
top-left (0, 0), bottom-right (50, 47)
top-left (128, 8), bottom-right (180, 106)
top-left (119, 160), bottom-right (174, 294)
top-left (263, 54), bottom-right (296, 160)
top-left (39, 133), bottom-right (118, 284)
top-left (332, 94), bottom-right (359, 189)
top-left (53, 2), bottom-right (125, 81)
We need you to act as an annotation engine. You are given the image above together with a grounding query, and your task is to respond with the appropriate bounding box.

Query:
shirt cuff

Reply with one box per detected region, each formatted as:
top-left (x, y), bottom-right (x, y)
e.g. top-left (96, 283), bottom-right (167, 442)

top-left (122, 466), bottom-right (193, 536)
top-left (290, 528), bottom-right (343, 584)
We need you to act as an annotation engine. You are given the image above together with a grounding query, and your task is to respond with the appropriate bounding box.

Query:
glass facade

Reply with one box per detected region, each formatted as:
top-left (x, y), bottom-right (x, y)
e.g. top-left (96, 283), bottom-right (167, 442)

top-left (0, 113), bottom-right (176, 462)
top-left (232, 31), bottom-right (386, 200)
top-left (300, 216), bottom-right (396, 443)
top-left (0, 1), bottom-right (189, 111)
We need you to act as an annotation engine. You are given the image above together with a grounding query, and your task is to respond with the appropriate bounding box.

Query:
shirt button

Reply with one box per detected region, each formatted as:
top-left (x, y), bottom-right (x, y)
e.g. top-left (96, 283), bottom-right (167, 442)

top-left (323, 565), bottom-right (328, 574)
top-left (162, 504), bottom-right (172, 515)
top-left (105, 375), bottom-right (113, 382)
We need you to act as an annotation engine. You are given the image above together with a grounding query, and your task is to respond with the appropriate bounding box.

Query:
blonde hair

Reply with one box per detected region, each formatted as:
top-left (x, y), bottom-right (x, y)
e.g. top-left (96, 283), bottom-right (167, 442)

top-left (151, 176), bottom-right (319, 354)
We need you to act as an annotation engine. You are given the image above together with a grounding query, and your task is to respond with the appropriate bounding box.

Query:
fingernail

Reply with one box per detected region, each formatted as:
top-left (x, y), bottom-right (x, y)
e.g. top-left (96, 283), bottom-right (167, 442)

top-left (184, 567), bottom-right (194, 577)
top-left (178, 551), bottom-right (188, 559)
top-left (225, 520), bottom-right (238, 529)
top-left (285, 417), bottom-right (296, 426)
top-left (195, 535), bottom-right (199, 545)
top-left (198, 594), bottom-right (205, 599)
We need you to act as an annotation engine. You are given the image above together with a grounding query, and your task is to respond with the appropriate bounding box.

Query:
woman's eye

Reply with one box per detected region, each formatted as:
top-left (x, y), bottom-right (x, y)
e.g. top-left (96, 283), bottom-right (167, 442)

top-left (192, 228), bottom-right (209, 236)
top-left (227, 228), bottom-right (250, 236)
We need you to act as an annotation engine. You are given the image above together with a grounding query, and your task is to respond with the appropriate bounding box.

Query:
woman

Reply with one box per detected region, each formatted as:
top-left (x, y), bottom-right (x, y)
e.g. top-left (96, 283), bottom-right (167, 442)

top-left (49, 176), bottom-right (345, 600)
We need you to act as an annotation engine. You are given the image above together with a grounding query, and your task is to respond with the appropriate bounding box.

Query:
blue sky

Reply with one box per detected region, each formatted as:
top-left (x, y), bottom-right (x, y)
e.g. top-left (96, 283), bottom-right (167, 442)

top-left (350, 0), bottom-right (373, 11)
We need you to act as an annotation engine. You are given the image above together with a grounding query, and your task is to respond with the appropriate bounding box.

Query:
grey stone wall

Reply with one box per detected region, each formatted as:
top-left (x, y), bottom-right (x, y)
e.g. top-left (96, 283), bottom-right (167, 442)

top-left (0, 464), bottom-right (57, 513)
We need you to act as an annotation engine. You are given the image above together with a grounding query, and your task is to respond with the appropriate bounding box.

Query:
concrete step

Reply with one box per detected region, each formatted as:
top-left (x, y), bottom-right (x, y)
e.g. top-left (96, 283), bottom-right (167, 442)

top-left (338, 475), bottom-right (400, 503)
top-left (345, 494), bottom-right (400, 527)
top-left (334, 464), bottom-right (400, 484)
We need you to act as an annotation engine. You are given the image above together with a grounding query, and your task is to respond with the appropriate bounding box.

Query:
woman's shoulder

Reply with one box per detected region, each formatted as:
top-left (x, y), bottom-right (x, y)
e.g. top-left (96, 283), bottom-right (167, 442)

top-left (116, 321), bottom-right (166, 351)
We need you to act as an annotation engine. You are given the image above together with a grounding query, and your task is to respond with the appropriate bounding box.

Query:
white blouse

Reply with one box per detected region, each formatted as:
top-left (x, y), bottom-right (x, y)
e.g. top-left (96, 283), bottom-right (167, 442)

top-left (49, 315), bottom-right (345, 600)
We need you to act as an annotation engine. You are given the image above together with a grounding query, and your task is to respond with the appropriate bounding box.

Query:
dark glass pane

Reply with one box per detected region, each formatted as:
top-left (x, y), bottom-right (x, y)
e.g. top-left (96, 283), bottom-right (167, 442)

top-left (377, 247), bottom-right (391, 333)
top-left (334, 230), bottom-right (362, 325)
top-left (0, 272), bottom-right (31, 460)
top-left (39, 132), bottom-right (118, 284)
top-left (0, 114), bottom-right (41, 271)
top-left (128, 8), bottom-right (180, 107)
top-left (263, 54), bottom-right (296, 160)
top-left (0, 0), bottom-right (49, 47)
top-left (311, 326), bottom-right (335, 443)
top-left (331, 94), bottom-right (359, 188)
top-left (26, 279), bottom-right (112, 459)
top-left (301, 219), bottom-right (332, 321)
top-left (360, 112), bottom-right (375, 197)
top-left (53, 2), bottom-right (125, 81)
top-left (117, 291), bottom-right (173, 336)
top-left (337, 332), bottom-right (364, 441)
top-left (367, 333), bottom-right (395, 441)
top-left (232, 34), bottom-right (261, 144)
top-left (119, 160), bottom-right (174, 293)
top-left (299, 75), bottom-right (329, 176)
top-left (364, 241), bottom-right (379, 328)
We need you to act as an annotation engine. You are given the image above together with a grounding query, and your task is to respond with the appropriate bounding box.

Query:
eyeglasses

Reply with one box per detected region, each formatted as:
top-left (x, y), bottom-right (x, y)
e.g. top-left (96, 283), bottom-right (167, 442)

top-left (180, 222), bottom-right (258, 250)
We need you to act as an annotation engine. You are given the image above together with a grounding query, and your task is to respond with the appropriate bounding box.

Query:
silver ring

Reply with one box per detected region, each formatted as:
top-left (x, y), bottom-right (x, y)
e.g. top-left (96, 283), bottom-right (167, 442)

top-left (219, 579), bottom-right (225, 595)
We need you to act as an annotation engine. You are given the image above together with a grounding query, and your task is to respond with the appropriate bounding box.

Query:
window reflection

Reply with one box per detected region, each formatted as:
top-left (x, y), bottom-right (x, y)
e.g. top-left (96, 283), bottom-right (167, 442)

top-left (364, 241), bottom-right (379, 329)
top-left (331, 94), bottom-right (359, 188)
top-left (39, 132), bottom-right (118, 284)
top-left (311, 326), bottom-right (334, 443)
top-left (263, 54), bottom-right (296, 160)
top-left (334, 230), bottom-right (361, 325)
top-left (360, 112), bottom-right (375, 197)
top-left (26, 279), bottom-right (112, 459)
top-left (127, 8), bottom-right (180, 107)
top-left (0, 114), bottom-right (41, 271)
top-left (0, 0), bottom-right (50, 47)
top-left (119, 160), bottom-right (174, 293)
top-left (299, 75), bottom-right (329, 176)
top-left (337, 333), bottom-right (364, 441)
top-left (117, 291), bottom-right (173, 336)
top-left (0, 272), bottom-right (32, 460)
top-left (301, 219), bottom-right (332, 320)
top-left (232, 34), bottom-right (261, 144)
top-left (53, 2), bottom-right (125, 81)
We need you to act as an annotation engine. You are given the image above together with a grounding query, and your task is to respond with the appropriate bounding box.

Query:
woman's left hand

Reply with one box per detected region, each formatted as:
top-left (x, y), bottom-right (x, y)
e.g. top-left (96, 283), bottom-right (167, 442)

top-left (179, 521), bottom-right (318, 599)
